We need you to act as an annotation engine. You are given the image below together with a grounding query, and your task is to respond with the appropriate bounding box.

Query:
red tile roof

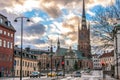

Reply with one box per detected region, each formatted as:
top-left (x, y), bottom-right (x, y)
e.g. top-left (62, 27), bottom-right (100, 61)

top-left (99, 50), bottom-right (114, 58)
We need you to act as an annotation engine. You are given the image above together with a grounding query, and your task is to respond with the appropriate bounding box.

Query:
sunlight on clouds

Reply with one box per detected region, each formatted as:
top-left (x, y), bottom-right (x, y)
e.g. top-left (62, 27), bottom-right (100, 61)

top-left (5, 0), bottom-right (39, 14)
top-left (47, 34), bottom-right (58, 42)
top-left (87, 0), bottom-right (115, 8)
top-left (0, 0), bottom-right (116, 50)
top-left (16, 35), bottom-right (39, 41)
top-left (87, 10), bottom-right (95, 16)
top-left (31, 17), bottom-right (44, 23)
top-left (15, 41), bottom-right (20, 45)
top-left (34, 43), bottom-right (49, 49)
top-left (65, 39), bottom-right (73, 46)
top-left (23, 36), bottom-right (40, 41)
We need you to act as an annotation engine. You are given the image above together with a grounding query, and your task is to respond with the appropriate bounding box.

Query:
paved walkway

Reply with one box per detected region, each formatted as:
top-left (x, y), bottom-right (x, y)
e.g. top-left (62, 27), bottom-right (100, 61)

top-left (104, 75), bottom-right (118, 80)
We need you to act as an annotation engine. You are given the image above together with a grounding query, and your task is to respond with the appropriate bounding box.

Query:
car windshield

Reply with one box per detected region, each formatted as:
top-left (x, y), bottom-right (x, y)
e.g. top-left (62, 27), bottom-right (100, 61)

top-left (76, 72), bottom-right (80, 74)
top-left (32, 72), bottom-right (39, 74)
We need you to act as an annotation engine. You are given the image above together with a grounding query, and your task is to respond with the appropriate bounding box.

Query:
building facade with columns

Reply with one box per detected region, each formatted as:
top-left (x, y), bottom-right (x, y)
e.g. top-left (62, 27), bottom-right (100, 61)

top-left (113, 20), bottom-right (120, 79)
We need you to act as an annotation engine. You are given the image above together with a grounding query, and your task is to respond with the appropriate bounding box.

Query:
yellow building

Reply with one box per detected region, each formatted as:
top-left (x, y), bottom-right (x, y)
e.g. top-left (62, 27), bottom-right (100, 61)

top-left (14, 46), bottom-right (38, 77)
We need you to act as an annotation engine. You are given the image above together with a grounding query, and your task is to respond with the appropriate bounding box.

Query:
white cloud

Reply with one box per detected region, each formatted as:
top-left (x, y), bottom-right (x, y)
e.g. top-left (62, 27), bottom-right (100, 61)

top-left (87, 10), bottom-right (95, 16)
top-left (31, 17), bottom-right (44, 23)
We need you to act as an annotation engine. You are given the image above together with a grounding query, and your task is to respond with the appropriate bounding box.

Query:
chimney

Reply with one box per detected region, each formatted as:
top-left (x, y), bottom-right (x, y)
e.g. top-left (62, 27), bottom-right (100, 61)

top-left (15, 45), bottom-right (18, 48)
top-left (25, 47), bottom-right (30, 52)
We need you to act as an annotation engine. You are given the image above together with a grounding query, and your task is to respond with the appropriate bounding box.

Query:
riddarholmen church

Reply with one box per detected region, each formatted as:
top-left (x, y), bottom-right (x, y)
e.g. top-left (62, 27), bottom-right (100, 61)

top-left (55, 0), bottom-right (93, 71)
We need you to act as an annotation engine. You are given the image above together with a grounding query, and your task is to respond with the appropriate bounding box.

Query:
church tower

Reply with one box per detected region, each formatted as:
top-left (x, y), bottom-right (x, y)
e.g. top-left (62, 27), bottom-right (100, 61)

top-left (57, 37), bottom-right (60, 50)
top-left (78, 0), bottom-right (91, 58)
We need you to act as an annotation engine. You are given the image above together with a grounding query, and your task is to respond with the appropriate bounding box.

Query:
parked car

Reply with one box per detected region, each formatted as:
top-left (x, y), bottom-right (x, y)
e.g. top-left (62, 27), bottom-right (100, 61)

top-left (40, 73), bottom-right (46, 76)
top-left (30, 71), bottom-right (45, 78)
top-left (30, 71), bottom-right (40, 78)
top-left (71, 71), bottom-right (81, 77)
top-left (85, 69), bottom-right (91, 73)
top-left (74, 71), bottom-right (81, 77)
top-left (57, 72), bottom-right (64, 76)
top-left (47, 72), bottom-right (56, 77)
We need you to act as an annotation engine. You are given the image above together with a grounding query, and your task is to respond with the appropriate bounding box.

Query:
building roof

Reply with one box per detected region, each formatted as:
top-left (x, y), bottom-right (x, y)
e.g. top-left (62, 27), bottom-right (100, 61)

top-left (92, 54), bottom-right (100, 56)
top-left (30, 49), bottom-right (50, 54)
top-left (14, 47), bottom-right (37, 60)
top-left (0, 14), bottom-right (16, 32)
top-left (56, 48), bottom-right (89, 60)
top-left (99, 50), bottom-right (114, 58)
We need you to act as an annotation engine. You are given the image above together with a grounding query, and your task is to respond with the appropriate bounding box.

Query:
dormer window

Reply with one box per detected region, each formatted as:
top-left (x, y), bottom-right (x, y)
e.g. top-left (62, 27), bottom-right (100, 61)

top-left (0, 18), bottom-right (3, 23)
top-left (5, 21), bottom-right (11, 26)
top-left (7, 21), bottom-right (11, 26)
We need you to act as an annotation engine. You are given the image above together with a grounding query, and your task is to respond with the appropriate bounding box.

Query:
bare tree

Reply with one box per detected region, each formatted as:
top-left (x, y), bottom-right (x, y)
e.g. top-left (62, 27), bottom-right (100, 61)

top-left (91, 2), bottom-right (120, 52)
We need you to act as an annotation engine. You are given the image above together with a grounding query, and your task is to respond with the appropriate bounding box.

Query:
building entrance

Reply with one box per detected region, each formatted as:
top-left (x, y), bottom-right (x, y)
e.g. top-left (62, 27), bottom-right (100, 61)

top-left (0, 72), bottom-right (1, 77)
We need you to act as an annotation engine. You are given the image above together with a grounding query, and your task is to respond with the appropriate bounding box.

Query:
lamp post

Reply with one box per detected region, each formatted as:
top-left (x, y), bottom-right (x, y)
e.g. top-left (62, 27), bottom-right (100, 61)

top-left (14, 17), bottom-right (30, 80)
top-left (113, 18), bottom-right (120, 79)
top-left (37, 61), bottom-right (41, 78)
top-left (48, 40), bottom-right (54, 77)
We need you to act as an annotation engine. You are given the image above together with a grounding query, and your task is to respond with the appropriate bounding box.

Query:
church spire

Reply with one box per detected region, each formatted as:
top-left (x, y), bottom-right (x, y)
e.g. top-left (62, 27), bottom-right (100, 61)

top-left (81, 0), bottom-right (87, 29)
top-left (78, 19), bottom-right (80, 50)
top-left (57, 36), bottom-right (60, 49)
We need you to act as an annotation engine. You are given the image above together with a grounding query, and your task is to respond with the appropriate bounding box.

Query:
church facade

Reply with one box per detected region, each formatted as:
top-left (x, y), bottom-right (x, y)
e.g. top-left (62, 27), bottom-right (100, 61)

top-left (55, 0), bottom-right (93, 70)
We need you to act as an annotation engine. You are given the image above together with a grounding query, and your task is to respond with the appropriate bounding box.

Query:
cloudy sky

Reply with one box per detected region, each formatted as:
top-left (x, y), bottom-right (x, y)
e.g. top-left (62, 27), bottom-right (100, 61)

top-left (0, 0), bottom-right (115, 53)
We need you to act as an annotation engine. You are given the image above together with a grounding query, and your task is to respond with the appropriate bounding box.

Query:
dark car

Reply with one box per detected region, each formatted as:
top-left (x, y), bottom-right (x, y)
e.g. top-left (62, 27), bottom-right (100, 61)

top-left (71, 71), bottom-right (81, 77)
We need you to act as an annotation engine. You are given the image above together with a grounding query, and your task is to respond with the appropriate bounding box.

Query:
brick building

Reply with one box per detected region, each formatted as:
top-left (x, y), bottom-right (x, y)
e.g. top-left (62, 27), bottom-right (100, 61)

top-left (0, 14), bottom-right (16, 77)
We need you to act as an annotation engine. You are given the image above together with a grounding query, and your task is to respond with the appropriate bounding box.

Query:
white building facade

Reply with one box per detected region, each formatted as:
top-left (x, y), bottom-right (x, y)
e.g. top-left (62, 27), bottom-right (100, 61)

top-left (99, 51), bottom-right (114, 71)
top-left (92, 54), bottom-right (101, 70)
top-left (65, 49), bottom-right (78, 72)
top-left (114, 22), bottom-right (120, 79)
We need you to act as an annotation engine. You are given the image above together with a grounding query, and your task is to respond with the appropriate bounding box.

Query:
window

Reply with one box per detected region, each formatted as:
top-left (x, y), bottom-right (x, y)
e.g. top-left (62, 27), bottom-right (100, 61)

top-left (11, 42), bottom-right (13, 49)
top-left (17, 70), bottom-right (19, 75)
top-left (17, 60), bottom-right (19, 66)
top-left (3, 40), bottom-right (6, 47)
top-left (4, 31), bottom-right (6, 35)
top-left (8, 32), bottom-right (10, 36)
top-left (0, 39), bottom-right (2, 46)
top-left (11, 34), bottom-right (13, 37)
top-left (9, 55), bottom-right (12, 61)
top-left (0, 18), bottom-right (3, 23)
top-left (7, 21), bottom-right (10, 26)
top-left (0, 30), bottom-right (2, 34)
top-left (23, 61), bottom-right (24, 66)
top-left (25, 62), bottom-right (27, 67)
top-left (7, 42), bottom-right (9, 48)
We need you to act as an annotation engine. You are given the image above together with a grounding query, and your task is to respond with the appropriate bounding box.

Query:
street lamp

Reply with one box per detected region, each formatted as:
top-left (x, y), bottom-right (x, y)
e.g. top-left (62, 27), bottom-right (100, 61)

top-left (37, 61), bottom-right (41, 78)
top-left (113, 18), bottom-right (120, 79)
top-left (14, 17), bottom-right (30, 80)
top-left (48, 40), bottom-right (54, 77)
